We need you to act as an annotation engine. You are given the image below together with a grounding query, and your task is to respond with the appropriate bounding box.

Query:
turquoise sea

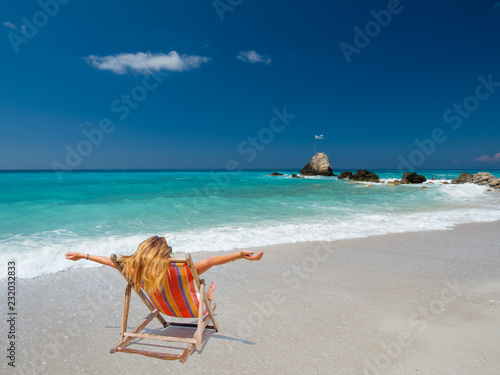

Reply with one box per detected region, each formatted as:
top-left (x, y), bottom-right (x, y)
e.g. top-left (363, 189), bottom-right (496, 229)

top-left (1, 169), bottom-right (499, 278)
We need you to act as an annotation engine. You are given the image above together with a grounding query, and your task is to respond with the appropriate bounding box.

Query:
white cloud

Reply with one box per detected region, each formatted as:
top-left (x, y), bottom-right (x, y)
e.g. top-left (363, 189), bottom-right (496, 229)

top-left (85, 51), bottom-right (211, 75)
top-left (475, 155), bottom-right (493, 162)
top-left (236, 50), bottom-right (272, 65)
top-left (475, 153), bottom-right (500, 162)
top-left (3, 22), bottom-right (16, 29)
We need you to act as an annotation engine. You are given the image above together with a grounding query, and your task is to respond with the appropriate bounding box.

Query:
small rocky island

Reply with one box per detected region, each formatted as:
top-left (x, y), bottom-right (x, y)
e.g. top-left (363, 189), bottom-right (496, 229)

top-left (386, 172), bottom-right (427, 185)
top-left (338, 170), bottom-right (381, 183)
top-left (299, 152), bottom-right (335, 176)
top-left (451, 172), bottom-right (500, 189)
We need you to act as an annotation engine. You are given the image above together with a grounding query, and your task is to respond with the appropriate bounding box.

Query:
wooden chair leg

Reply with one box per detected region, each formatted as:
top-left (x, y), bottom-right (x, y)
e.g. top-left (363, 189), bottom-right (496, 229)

top-left (110, 284), bottom-right (132, 354)
top-left (180, 344), bottom-right (195, 363)
top-left (203, 295), bottom-right (219, 332)
top-left (187, 255), bottom-right (220, 332)
top-left (195, 280), bottom-right (205, 350)
top-left (120, 284), bottom-right (132, 337)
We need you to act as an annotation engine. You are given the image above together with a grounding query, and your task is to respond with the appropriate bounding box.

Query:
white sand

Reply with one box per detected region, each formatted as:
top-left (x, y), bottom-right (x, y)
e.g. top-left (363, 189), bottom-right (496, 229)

top-left (3, 221), bottom-right (500, 374)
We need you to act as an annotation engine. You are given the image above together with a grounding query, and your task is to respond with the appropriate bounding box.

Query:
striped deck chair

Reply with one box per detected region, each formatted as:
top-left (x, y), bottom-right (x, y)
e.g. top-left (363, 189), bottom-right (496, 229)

top-left (109, 254), bottom-right (219, 363)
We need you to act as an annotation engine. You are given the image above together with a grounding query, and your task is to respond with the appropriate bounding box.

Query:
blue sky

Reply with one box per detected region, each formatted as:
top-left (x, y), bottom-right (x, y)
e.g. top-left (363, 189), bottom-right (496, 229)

top-left (1, 0), bottom-right (500, 171)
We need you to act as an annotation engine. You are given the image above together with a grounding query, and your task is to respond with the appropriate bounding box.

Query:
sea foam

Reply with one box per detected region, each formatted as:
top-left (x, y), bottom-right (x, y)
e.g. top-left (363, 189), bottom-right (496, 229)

top-left (2, 204), bottom-right (499, 279)
top-left (1, 170), bottom-right (499, 279)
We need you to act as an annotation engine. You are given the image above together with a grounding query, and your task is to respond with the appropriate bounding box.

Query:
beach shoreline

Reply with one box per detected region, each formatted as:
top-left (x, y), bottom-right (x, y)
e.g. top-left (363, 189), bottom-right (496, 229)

top-left (2, 169), bottom-right (500, 280)
top-left (3, 220), bottom-right (500, 374)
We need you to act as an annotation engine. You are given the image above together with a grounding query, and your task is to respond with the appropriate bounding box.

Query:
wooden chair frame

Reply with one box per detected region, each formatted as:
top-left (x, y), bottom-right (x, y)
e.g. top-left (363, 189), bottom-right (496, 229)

top-left (109, 254), bottom-right (219, 363)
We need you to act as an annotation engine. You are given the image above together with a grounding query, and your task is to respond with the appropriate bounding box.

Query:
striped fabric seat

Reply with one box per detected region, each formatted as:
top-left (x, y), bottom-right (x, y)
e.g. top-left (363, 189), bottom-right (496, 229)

top-left (142, 262), bottom-right (206, 318)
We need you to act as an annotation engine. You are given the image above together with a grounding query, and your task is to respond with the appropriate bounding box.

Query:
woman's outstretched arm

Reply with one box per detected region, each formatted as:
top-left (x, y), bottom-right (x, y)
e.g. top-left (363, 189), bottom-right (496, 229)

top-left (194, 250), bottom-right (263, 275)
top-left (65, 252), bottom-right (117, 269)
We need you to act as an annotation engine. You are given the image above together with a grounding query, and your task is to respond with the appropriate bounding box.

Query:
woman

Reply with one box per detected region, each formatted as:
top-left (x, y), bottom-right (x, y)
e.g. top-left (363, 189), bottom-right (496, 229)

top-left (65, 236), bottom-right (264, 301)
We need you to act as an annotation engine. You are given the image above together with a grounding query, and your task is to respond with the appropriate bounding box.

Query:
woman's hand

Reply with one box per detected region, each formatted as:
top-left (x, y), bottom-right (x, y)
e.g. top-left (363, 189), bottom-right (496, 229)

top-left (240, 250), bottom-right (264, 261)
top-left (65, 252), bottom-right (84, 261)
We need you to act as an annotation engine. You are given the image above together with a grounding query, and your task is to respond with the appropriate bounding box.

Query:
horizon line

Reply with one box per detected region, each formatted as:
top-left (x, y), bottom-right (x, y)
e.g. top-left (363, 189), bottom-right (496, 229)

top-left (1, 168), bottom-right (500, 173)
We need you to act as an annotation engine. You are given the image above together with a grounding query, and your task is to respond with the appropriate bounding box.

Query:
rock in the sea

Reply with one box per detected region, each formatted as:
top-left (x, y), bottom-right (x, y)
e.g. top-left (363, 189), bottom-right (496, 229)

top-left (431, 177), bottom-right (436, 180)
top-left (451, 172), bottom-right (474, 184)
top-left (269, 172), bottom-right (283, 176)
top-left (300, 152), bottom-right (334, 176)
top-left (387, 180), bottom-right (401, 186)
top-left (291, 174), bottom-right (304, 179)
top-left (459, 172), bottom-right (474, 183)
top-left (400, 172), bottom-right (427, 184)
top-left (338, 171), bottom-right (352, 180)
top-left (454, 172), bottom-right (500, 189)
top-left (473, 172), bottom-right (495, 186)
top-left (488, 178), bottom-right (500, 189)
top-left (348, 169), bottom-right (380, 183)
top-left (420, 186), bottom-right (427, 190)
top-left (442, 182), bottom-right (450, 184)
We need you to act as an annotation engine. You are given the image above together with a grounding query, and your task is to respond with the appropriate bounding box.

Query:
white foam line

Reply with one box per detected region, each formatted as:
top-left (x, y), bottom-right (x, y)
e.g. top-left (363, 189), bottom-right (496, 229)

top-left (2, 205), bottom-right (500, 279)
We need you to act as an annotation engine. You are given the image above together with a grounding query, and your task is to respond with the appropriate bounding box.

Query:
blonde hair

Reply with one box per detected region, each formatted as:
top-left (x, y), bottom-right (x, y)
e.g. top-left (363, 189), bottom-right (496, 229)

top-left (118, 236), bottom-right (172, 294)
